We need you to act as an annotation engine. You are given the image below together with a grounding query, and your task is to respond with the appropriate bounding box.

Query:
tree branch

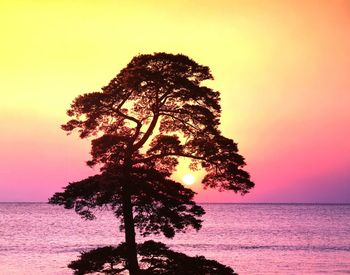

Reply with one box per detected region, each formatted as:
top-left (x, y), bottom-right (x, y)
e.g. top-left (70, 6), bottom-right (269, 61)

top-left (133, 152), bottom-right (209, 164)
top-left (132, 113), bottom-right (159, 151)
top-left (159, 112), bottom-right (200, 133)
top-left (116, 109), bottom-right (141, 127)
top-left (102, 91), bottom-right (142, 128)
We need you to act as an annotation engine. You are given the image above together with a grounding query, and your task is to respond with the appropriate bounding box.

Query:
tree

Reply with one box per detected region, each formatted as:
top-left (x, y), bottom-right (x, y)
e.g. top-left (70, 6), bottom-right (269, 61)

top-left (49, 53), bottom-right (254, 274)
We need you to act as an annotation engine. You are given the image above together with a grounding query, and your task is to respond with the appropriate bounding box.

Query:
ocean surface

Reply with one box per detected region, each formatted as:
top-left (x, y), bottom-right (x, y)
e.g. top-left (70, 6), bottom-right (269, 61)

top-left (0, 203), bottom-right (349, 275)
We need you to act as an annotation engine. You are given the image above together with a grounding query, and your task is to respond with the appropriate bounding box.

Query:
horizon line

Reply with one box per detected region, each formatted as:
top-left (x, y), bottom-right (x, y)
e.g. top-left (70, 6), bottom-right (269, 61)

top-left (0, 201), bottom-right (349, 205)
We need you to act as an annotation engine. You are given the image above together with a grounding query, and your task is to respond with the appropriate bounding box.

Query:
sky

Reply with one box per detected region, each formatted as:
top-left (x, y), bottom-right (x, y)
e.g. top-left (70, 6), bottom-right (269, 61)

top-left (1, 0), bottom-right (350, 202)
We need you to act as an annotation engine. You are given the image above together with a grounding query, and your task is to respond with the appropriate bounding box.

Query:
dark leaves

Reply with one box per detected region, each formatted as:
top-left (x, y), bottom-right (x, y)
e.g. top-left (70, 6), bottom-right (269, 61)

top-left (48, 173), bottom-right (123, 220)
top-left (59, 52), bottom-right (253, 196)
top-left (130, 167), bottom-right (205, 238)
top-left (69, 241), bottom-right (237, 275)
top-left (68, 244), bottom-right (128, 275)
top-left (49, 168), bottom-right (205, 237)
top-left (88, 134), bottom-right (131, 168)
top-left (138, 241), bottom-right (237, 275)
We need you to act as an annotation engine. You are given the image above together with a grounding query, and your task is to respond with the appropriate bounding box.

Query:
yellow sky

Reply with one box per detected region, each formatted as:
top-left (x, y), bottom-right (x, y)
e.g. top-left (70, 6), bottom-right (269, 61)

top-left (0, 0), bottom-right (288, 115)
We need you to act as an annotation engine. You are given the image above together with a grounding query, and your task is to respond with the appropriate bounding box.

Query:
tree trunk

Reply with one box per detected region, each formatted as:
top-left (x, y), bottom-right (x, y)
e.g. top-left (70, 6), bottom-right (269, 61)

top-left (122, 166), bottom-right (139, 275)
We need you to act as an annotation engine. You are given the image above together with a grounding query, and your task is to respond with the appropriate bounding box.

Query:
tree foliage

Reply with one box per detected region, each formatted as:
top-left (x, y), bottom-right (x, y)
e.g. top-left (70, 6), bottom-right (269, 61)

top-left (50, 167), bottom-right (204, 238)
top-left (60, 52), bottom-right (253, 193)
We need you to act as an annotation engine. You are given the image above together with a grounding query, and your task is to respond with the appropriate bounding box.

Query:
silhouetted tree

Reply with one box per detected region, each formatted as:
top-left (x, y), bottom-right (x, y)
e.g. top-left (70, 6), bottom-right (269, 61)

top-left (49, 53), bottom-right (254, 274)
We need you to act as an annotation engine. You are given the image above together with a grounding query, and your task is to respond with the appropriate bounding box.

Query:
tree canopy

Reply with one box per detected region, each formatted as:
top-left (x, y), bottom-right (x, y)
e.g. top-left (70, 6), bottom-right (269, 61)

top-left (50, 167), bottom-right (204, 238)
top-left (60, 52), bottom-right (253, 192)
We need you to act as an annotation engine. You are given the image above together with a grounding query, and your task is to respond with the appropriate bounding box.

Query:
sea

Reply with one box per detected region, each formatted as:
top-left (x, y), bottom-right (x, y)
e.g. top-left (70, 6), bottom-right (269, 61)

top-left (0, 203), bottom-right (349, 275)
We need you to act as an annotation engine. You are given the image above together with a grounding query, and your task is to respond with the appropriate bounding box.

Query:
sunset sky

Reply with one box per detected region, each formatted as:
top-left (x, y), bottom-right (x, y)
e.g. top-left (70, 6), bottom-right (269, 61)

top-left (1, 0), bottom-right (350, 202)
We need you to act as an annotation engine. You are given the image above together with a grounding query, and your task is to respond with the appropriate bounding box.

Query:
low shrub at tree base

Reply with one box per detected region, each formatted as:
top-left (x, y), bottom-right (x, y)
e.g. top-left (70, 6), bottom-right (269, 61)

top-left (69, 240), bottom-right (237, 275)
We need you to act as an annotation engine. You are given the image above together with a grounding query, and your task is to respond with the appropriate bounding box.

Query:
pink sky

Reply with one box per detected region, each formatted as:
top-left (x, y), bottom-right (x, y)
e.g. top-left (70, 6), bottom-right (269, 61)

top-left (1, 1), bottom-right (350, 202)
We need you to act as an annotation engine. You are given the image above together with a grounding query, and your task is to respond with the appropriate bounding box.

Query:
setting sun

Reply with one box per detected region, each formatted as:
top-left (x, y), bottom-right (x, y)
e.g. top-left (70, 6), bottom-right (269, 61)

top-left (182, 174), bottom-right (195, 186)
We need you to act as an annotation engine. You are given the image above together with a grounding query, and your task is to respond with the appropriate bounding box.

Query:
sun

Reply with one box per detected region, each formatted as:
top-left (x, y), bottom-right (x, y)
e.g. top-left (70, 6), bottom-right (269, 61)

top-left (182, 174), bottom-right (195, 185)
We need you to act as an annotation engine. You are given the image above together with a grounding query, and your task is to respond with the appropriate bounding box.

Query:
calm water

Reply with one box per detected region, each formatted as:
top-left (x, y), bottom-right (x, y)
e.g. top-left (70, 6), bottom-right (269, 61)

top-left (0, 203), bottom-right (349, 275)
